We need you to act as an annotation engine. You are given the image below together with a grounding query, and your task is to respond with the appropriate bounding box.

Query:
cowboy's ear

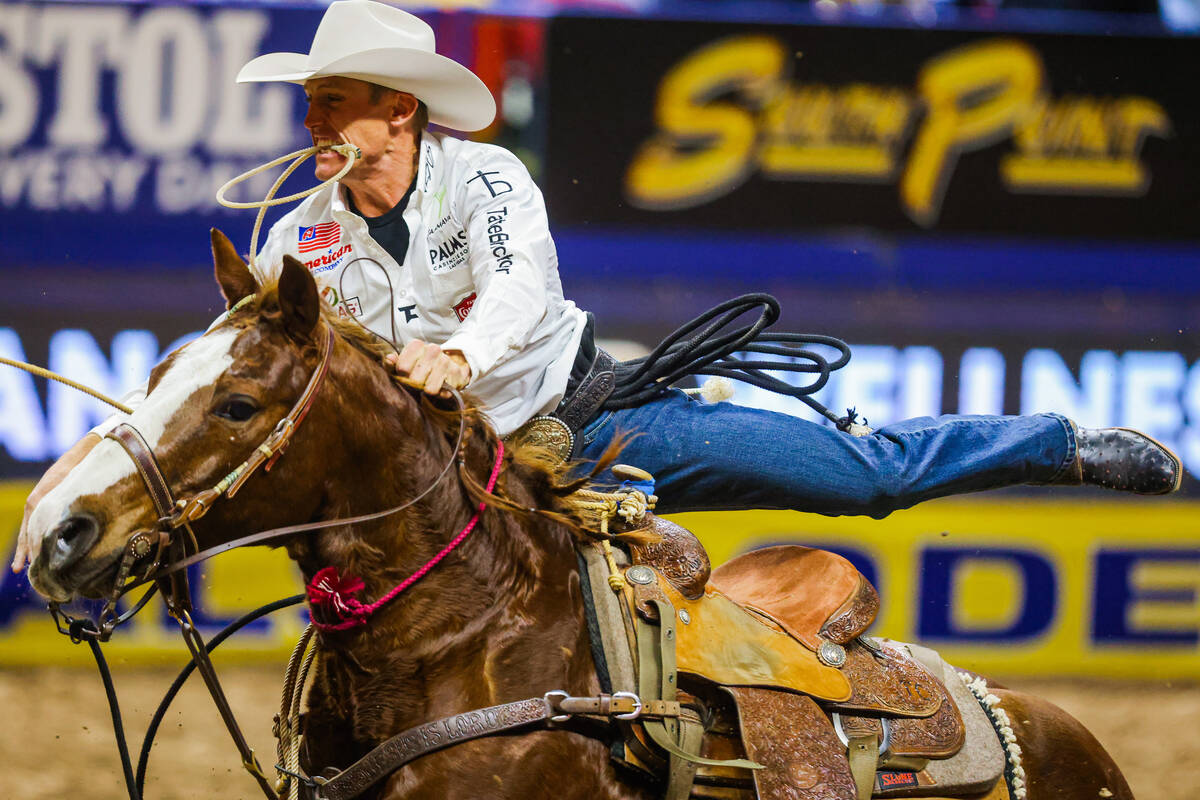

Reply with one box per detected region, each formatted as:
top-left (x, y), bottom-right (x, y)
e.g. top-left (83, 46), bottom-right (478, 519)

top-left (391, 91), bottom-right (419, 126)
top-left (211, 229), bottom-right (258, 308)
top-left (279, 255), bottom-right (320, 340)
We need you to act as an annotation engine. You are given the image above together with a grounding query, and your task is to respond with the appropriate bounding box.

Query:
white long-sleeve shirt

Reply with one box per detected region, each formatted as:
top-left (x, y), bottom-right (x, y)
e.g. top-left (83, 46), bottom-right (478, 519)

top-left (95, 132), bottom-right (587, 437)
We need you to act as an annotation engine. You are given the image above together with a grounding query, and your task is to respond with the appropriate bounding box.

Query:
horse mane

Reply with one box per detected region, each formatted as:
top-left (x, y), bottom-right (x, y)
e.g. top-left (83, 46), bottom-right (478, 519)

top-left (235, 283), bottom-right (621, 541)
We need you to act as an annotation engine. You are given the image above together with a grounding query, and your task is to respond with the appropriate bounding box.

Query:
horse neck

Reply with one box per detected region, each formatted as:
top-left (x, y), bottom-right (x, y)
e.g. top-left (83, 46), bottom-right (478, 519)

top-left (295, 356), bottom-right (597, 727)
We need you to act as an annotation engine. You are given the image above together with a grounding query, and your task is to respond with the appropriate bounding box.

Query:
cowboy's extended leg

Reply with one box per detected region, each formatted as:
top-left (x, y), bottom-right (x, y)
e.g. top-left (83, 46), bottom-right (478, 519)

top-left (576, 390), bottom-right (1180, 516)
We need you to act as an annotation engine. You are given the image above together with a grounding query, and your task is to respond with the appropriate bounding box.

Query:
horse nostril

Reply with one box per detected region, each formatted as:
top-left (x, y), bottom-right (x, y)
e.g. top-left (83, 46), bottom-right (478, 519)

top-left (48, 513), bottom-right (101, 572)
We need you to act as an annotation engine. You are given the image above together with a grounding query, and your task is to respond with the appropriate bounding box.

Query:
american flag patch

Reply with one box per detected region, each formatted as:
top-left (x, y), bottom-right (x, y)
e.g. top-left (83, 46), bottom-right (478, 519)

top-left (298, 222), bottom-right (341, 253)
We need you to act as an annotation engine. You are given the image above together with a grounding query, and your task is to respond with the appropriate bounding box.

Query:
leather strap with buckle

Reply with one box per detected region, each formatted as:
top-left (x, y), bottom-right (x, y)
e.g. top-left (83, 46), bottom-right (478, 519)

top-left (313, 691), bottom-right (668, 800)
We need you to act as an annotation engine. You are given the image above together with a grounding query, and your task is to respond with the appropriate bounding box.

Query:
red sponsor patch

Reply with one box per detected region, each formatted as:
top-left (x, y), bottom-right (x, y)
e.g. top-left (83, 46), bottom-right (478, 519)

top-left (876, 772), bottom-right (920, 789)
top-left (453, 292), bottom-right (477, 322)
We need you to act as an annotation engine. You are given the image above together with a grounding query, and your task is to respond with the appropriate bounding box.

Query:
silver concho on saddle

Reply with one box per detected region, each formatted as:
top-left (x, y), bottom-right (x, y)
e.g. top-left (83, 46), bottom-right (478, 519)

top-left (577, 469), bottom-right (1006, 800)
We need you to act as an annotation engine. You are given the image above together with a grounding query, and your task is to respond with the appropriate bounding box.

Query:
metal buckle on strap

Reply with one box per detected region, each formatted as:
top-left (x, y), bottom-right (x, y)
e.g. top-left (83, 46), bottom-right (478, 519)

top-left (831, 712), bottom-right (893, 759)
top-left (613, 691), bottom-right (643, 720)
top-left (544, 690), bottom-right (572, 722)
top-left (543, 690), bottom-right (645, 722)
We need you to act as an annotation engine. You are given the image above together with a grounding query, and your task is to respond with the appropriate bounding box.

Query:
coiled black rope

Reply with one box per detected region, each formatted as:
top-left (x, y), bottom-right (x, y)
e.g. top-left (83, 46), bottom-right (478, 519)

top-left (600, 294), bottom-right (856, 428)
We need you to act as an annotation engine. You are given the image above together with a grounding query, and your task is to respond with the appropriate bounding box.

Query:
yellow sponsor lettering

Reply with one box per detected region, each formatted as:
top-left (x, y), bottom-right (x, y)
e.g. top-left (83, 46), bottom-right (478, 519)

top-left (1003, 95), bottom-right (1170, 193)
top-left (761, 84), bottom-right (913, 179)
top-left (625, 35), bottom-right (1170, 223)
top-left (902, 39), bottom-right (1043, 225)
top-left (625, 35), bottom-right (787, 209)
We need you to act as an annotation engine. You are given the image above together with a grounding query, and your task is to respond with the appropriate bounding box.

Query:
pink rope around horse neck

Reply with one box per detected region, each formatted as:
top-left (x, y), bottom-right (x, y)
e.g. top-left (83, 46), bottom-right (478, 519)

top-left (307, 440), bottom-right (505, 632)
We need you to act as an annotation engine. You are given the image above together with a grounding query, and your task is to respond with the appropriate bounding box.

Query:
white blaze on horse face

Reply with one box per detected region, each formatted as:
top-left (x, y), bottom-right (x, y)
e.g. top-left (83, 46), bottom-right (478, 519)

top-left (28, 328), bottom-right (240, 565)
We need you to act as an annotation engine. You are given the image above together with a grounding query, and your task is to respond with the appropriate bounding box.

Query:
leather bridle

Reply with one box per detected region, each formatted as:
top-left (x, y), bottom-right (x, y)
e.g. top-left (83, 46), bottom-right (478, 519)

top-left (51, 324), bottom-right (336, 641)
top-left (47, 311), bottom-right (487, 800)
top-left (51, 321), bottom-right (337, 800)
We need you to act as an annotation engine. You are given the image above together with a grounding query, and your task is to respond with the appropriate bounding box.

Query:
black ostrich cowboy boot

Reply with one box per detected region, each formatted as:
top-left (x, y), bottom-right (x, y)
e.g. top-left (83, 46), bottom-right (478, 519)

top-left (1054, 426), bottom-right (1183, 494)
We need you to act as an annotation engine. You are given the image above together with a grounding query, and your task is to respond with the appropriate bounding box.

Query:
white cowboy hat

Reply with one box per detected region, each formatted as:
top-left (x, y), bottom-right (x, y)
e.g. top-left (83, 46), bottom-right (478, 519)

top-left (237, 0), bottom-right (496, 132)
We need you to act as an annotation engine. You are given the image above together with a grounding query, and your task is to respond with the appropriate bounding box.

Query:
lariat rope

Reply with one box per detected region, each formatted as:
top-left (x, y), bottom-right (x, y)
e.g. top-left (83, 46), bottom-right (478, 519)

top-left (575, 474), bottom-right (657, 592)
top-left (276, 624), bottom-right (318, 800)
top-left (0, 357), bottom-right (132, 413)
top-left (215, 143), bottom-right (361, 270)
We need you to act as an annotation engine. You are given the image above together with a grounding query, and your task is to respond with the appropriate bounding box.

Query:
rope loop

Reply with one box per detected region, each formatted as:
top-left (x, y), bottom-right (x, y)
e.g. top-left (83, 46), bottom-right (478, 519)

top-left (599, 293), bottom-right (856, 427)
top-left (215, 143), bottom-right (361, 270)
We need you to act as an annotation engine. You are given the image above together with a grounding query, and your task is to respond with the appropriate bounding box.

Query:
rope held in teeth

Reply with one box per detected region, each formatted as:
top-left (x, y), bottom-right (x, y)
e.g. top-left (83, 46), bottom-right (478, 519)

top-left (215, 143), bottom-right (361, 270)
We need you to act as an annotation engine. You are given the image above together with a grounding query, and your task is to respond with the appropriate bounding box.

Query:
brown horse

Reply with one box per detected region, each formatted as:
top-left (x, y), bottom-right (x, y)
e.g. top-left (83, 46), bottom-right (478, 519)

top-left (27, 232), bottom-right (1133, 800)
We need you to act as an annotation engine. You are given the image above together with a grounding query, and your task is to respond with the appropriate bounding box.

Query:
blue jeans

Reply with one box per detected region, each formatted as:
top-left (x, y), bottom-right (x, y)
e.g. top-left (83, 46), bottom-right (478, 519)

top-left (576, 390), bottom-right (1077, 517)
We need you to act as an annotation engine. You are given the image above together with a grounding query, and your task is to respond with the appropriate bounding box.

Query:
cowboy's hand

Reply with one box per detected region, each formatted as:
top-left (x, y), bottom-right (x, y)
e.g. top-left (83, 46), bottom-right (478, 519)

top-left (385, 340), bottom-right (471, 397)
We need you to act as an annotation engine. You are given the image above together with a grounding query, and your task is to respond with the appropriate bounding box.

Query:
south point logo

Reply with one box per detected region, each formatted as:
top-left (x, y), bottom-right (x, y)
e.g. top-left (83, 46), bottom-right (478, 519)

top-left (626, 36), bottom-right (1170, 226)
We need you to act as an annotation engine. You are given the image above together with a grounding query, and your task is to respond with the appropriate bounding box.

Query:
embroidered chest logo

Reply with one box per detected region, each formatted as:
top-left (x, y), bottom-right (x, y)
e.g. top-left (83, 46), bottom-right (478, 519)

top-left (320, 286), bottom-right (361, 319)
top-left (304, 243), bottom-right (353, 274)
top-left (453, 292), bottom-right (477, 322)
top-left (423, 143), bottom-right (435, 192)
top-left (429, 227), bottom-right (469, 273)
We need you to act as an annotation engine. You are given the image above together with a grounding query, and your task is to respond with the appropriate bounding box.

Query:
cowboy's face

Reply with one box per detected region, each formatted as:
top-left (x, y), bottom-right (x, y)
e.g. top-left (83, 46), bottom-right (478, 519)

top-left (303, 77), bottom-right (411, 181)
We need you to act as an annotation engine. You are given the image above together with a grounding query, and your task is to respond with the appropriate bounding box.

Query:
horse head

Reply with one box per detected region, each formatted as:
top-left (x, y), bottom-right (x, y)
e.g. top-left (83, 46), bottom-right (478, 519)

top-left (27, 229), bottom-right (419, 603)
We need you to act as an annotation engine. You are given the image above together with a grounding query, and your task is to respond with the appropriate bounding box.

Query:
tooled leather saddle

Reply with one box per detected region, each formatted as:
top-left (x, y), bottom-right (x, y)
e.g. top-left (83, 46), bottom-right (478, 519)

top-left (585, 512), bottom-right (1007, 800)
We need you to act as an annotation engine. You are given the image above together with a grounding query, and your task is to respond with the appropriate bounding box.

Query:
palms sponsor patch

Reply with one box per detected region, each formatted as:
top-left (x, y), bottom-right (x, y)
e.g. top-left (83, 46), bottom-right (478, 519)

top-left (428, 221), bottom-right (469, 273)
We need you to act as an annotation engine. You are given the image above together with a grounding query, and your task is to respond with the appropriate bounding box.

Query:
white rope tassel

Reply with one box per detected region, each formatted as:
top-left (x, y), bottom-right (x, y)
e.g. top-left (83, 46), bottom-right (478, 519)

top-left (215, 143), bottom-right (361, 270)
top-left (682, 376), bottom-right (735, 403)
top-left (958, 671), bottom-right (1027, 800)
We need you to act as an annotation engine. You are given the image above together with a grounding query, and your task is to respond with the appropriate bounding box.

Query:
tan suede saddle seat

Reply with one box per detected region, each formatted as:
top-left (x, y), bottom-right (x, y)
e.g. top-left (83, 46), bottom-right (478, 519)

top-left (620, 516), bottom-right (878, 653)
top-left (710, 545), bottom-right (880, 650)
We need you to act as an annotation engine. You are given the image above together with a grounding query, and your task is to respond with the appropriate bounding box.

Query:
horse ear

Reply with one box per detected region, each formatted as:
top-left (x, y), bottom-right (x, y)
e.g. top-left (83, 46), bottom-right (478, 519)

top-left (211, 228), bottom-right (257, 308)
top-left (279, 255), bottom-right (320, 340)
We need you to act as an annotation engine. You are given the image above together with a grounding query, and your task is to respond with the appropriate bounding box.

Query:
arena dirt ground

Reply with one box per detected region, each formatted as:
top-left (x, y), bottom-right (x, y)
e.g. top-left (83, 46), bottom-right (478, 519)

top-left (3, 666), bottom-right (1196, 799)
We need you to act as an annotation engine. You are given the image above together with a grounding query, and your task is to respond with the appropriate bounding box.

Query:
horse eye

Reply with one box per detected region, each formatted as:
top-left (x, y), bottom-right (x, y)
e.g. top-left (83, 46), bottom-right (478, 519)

top-left (214, 396), bottom-right (259, 422)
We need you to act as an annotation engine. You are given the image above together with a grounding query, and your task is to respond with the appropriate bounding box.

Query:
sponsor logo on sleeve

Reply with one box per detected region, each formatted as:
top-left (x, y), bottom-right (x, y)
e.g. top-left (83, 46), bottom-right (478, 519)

top-left (467, 170), bottom-right (514, 198)
top-left (453, 292), bottom-right (477, 322)
top-left (485, 206), bottom-right (513, 274)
